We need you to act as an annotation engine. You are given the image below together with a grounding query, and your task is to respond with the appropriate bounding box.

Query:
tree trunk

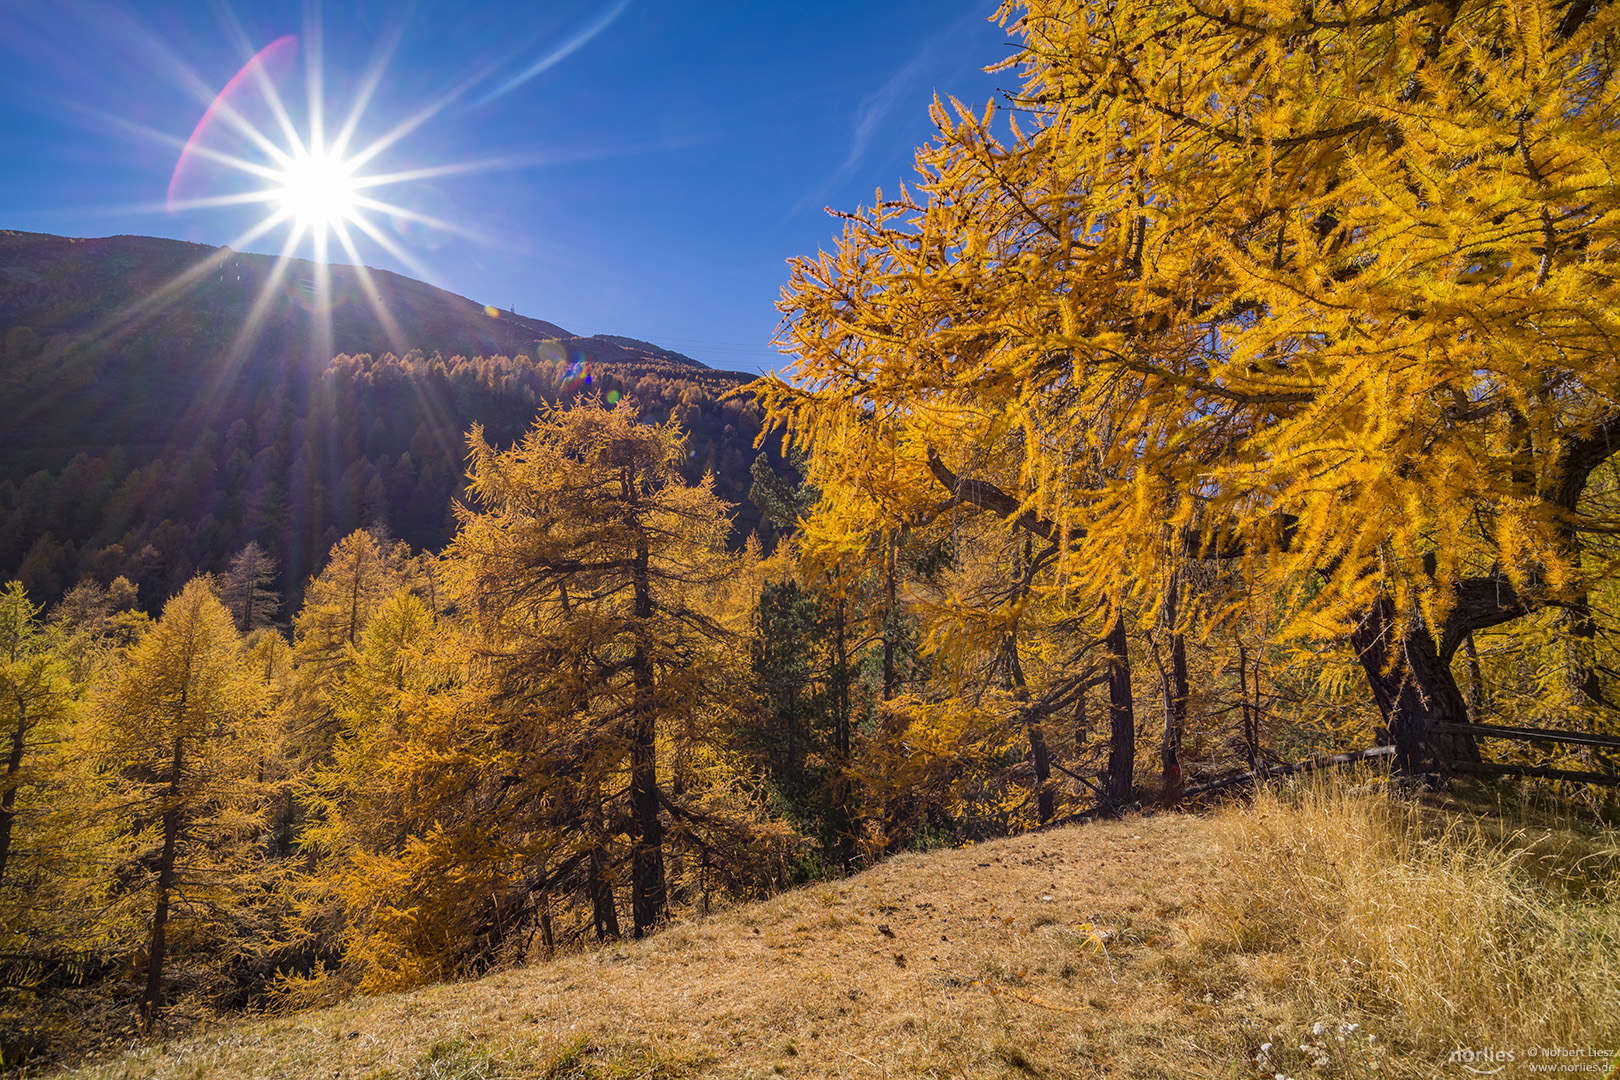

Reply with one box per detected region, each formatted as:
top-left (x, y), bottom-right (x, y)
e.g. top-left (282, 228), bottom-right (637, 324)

top-left (1561, 599), bottom-right (1609, 708)
top-left (0, 700), bottom-right (25, 886)
top-left (1561, 601), bottom-right (1620, 796)
top-left (538, 880), bottom-right (555, 958)
top-left (1169, 631), bottom-right (1188, 786)
top-left (628, 531), bottom-right (666, 938)
top-left (588, 845), bottom-right (620, 942)
top-left (1407, 617), bottom-right (1481, 768)
top-left (346, 551), bottom-right (365, 645)
top-left (1162, 579), bottom-right (1187, 803)
top-left (833, 598), bottom-right (851, 763)
top-left (1238, 642), bottom-right (1259, 771)
top-left (832, 597), bottom-right (857, 871)
top-left (1103, 610), bottom-right (1135, 809)
top-left (1028, 719), bottom-right (1054, 823)
top-left (882, 532), bottom-right (898, 701)
top-left (1004, 536), bottom-right (1052, 823)
top-left (1349, 596), bottom-right (1479, 778)
top-left (140, 736), bottom-right (184, 1029)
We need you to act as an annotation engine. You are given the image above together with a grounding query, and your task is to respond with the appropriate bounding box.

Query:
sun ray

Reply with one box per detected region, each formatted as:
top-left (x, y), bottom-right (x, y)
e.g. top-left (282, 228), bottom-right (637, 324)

top-left (348, 154), bottom-right (552, 189)
top-left (107, 207), bottom-right (295, 337)
top-left (164, 190), bottom-right (290, 211)
top-left (164, 36), bottom-right (303, 179)
top-left (310, 220), bottom-right (335, 369)
top-left (19, 206), bottom-right (299, 432)
top-left (174, 220), bottom-right (311, 454)
top-left (329, 25), bottom-right (403, 161)
top-left (191, 72), bottom-right (299, 168)
top-left (74, 108), bottom-right (288, 186)
top-left (183, 84), bottom-right (298, 173)
top-left (157, 7), bottom-right (572, 374)
top-left (224, 220), bottom-right (308, 366)
top-left (119, 10), bottom-right (299, 171)
top-left (342, 210), bottom-right (443, 284)
top-left (332, 219), bottom-right (409, 356)
top-left (303, 7), bottom-right (325, 155)
top-left (332, 19), bottom-right (577, 175)
top-left (242, 48), bottom-right (309, 160)
top-left (350, 195), bottom-right (489, 242)
top-left (212, 9), bottom-right (309, 159)
top-left (340, 58), bottom-right (501, 173)
top-left (173, 140), bottom-right (289, 183)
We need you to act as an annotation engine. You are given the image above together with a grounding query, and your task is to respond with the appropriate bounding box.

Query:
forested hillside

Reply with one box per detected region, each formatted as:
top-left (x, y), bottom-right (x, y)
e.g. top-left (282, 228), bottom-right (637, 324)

top-left (0, 231), bottom-right (770, 611)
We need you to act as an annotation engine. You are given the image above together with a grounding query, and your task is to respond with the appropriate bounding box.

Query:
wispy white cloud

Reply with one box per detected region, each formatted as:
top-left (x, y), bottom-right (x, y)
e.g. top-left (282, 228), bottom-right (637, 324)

top-left (790, 43), bottom-right (937, 218)
top-left (791, 4), bottom-right (1004, 221)
top-left (474, 0), bottom-right (632, 107)
top-left (844, 47), bottom-right (935, 177)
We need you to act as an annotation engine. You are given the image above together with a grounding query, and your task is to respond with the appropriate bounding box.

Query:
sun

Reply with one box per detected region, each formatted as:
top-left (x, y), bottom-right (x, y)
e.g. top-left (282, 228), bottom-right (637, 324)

top-left (274, 145), bottom-right (358, 232)
top-left (164, 31), bottom-right (472, 283)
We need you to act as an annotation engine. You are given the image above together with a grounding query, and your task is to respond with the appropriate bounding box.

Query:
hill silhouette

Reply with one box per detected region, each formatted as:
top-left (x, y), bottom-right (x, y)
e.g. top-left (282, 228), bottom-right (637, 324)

top-left (0, 230), bottom-right (772, 611)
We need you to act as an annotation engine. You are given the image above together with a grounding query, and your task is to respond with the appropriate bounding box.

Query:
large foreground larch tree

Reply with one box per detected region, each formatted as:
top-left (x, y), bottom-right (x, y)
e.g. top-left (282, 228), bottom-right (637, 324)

top-left (756, 0), bottom-right (1620, 781)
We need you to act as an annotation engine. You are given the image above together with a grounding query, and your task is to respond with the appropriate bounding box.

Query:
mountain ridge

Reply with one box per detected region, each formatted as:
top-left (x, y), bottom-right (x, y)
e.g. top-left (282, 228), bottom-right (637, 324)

top-left (0, 228), bottom-right (729, 376)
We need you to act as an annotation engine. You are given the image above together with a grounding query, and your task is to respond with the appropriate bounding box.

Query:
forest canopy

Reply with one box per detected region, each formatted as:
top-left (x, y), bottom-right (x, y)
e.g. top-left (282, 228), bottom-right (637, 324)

top-left (0, 344), bottom-right (768, 615)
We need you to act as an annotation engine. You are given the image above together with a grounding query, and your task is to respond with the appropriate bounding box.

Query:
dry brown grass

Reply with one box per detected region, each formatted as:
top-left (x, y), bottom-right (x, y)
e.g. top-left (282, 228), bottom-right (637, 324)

top-left (43, 782), bottom-right (1620, 1080)
top-left (1203, 779), bottom-right (1620, 1073)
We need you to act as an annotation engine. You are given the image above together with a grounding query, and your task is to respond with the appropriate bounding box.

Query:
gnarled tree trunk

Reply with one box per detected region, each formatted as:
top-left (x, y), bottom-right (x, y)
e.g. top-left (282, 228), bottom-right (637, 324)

top-left (1350, 596), bottom-right (1479, 779)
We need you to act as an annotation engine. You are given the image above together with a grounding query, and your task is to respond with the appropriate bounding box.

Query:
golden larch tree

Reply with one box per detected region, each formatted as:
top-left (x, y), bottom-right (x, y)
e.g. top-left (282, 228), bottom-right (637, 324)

top-left (757, 0), bottom-right (1620, 779)
top-left (91, 577), bottom-right (270, 1027)
top-left (447, 397), bottom-right (743, 939)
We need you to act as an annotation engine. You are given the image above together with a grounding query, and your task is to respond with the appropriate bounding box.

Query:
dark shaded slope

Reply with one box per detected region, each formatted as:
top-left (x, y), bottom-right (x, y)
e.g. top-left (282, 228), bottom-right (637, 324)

top-left (0, 230), bottom-right (725, 464)
top-left (0, 230), bottom-right (771, 612)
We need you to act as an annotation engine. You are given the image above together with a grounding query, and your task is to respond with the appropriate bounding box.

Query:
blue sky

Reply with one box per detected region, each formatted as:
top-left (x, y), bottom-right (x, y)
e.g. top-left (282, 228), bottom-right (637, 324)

top-left (0, 1), bottom-right (1016, 374)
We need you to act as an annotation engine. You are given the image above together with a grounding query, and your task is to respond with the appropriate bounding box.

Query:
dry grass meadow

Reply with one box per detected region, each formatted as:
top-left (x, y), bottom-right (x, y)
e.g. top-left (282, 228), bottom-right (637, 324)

top-left (42, 780), bottom-right (1620, 1080)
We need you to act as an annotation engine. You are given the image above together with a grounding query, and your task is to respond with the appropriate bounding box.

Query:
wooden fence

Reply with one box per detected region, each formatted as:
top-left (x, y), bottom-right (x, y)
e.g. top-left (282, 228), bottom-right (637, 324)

top-left (1176, 721), bottom-right (1620, 802)
top-left (1177, 746), bottom-right (1396, 800)
top-left (1436, 720), bottom-right (1620, 787)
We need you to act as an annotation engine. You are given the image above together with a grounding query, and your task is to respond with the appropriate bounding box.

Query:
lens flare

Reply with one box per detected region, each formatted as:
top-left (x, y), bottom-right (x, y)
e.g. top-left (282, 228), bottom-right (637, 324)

top-left (560, 357), bottom-right (594, 394)
top-left (151, 11), bottom-right (616, 378)
top-left (160, 28), bottom-right (463, 366)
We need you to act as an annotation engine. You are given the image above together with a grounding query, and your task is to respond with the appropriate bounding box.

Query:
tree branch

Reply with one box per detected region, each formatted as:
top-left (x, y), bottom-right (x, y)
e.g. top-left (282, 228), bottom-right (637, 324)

top-left (1548, 411), bottom-right (1620, 514)
top-left (925, 448), bottom-right (1059, 542)
top-left (1438, 574), bottom-right (1532, 662)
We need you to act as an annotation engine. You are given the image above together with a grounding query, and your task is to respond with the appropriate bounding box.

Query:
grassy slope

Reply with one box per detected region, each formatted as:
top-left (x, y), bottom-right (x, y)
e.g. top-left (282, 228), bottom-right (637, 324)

top-left (51, 792), bottom-right (1620, 1080)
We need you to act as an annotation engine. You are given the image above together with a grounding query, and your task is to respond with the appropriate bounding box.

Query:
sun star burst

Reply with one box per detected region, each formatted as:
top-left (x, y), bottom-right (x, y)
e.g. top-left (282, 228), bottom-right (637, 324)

top-left (157, 27), bottom-right (509, 368)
